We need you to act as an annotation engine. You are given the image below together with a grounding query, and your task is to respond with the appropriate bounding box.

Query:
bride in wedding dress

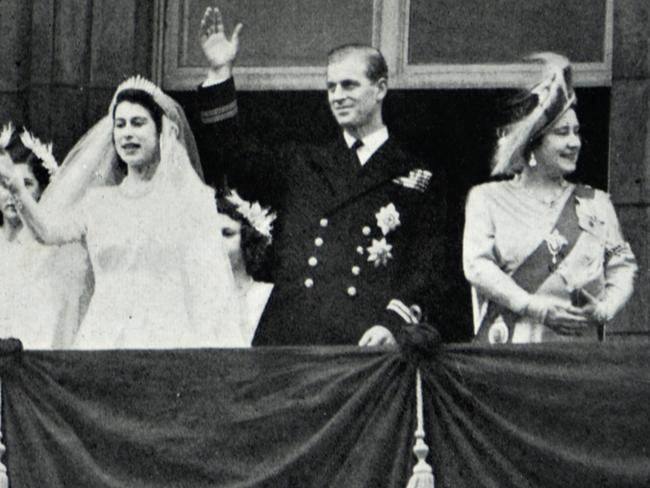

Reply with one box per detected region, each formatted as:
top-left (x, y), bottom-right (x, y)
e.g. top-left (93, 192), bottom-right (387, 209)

top-left (0, 76), bottom-right (244, 349)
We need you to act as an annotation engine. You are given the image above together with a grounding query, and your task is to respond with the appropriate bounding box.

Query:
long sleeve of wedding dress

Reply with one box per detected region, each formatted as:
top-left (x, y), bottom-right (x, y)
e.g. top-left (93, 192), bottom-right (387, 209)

top-left (14, 189), bottom-right (86, 245)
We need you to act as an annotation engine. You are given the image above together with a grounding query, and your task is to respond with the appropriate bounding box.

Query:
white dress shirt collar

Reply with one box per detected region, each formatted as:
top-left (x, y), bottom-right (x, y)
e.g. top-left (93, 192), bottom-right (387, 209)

top-left (343, 126), bottom-right (389, 166)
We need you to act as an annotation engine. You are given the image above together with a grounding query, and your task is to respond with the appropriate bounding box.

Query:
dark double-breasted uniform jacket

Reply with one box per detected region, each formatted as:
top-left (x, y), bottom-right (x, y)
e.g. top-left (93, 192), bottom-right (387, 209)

top-left (198, 79), bottom-right (449, 345)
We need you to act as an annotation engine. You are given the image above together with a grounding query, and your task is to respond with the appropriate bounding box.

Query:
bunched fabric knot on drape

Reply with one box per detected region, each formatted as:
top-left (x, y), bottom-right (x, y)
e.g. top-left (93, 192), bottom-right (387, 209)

top-left (0, 336), bottom-right (649, 487)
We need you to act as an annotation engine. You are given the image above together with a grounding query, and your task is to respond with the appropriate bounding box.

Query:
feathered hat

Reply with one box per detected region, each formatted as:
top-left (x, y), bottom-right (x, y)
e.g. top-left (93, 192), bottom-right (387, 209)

top-left (491, 53), bottom-right (576, 176)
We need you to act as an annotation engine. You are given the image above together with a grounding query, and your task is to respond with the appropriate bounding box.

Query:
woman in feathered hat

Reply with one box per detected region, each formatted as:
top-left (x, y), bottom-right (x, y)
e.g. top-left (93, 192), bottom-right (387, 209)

top-left (462, 53), bottom-right (637, 344)
top-left (0, 77), bottom-right (244, 349)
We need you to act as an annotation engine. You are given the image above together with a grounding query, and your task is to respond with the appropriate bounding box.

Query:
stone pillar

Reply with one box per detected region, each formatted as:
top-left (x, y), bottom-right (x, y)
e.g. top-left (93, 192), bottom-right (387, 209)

top-left (608, 0), bottom-right (650, 339)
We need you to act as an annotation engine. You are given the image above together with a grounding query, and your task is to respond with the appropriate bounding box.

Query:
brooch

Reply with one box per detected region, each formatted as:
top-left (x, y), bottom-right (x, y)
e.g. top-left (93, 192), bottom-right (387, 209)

top-left (367, 238), bottom-right (393, 267)
top-left (375, 203), bottom-right (401, 236)
top-left (545, 229), bottom-right (568, 267)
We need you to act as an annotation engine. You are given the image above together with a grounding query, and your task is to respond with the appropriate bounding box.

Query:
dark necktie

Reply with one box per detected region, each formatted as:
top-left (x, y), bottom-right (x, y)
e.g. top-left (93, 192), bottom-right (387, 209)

top-left (349, 139), bottom-right (364, 166)
top-left (335, 139), bottom-right (364, 194)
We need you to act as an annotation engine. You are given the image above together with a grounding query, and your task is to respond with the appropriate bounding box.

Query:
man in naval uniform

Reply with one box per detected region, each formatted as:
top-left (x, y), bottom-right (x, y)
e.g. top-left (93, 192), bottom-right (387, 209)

top-left (197, 7), bottom-right (449, 346)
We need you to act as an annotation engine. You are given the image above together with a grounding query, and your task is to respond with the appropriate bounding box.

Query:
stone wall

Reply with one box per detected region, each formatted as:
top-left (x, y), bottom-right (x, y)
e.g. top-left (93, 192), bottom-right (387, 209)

top-left (609, 0), bottom-right (650, 337)
top-left (0, 0), bottom-right (154, 160)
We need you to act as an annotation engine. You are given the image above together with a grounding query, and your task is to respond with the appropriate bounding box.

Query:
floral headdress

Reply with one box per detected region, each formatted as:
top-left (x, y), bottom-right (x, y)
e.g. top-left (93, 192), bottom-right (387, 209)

top-left (491, 52), bottom-right (576, 176)
top-left (0, 122), bottom-right (15, 150)
top-left (226, 190), bottom-right (277, 243)
top-left (19, 129), bottom-right (59, 177)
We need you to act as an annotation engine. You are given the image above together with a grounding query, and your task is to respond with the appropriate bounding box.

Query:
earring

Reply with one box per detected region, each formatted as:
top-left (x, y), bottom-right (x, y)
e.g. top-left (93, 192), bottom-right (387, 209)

top-left (528, 153), bottom-right (538, 168)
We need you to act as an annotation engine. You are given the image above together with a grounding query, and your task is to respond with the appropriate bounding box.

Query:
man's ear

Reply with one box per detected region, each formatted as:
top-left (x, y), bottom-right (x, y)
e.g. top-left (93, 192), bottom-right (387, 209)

top-left (376, 77), bottom-right (388, 101)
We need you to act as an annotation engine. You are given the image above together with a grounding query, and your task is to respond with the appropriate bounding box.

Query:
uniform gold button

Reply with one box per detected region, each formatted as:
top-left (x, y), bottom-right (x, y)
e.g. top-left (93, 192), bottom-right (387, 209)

top-left (314, 237), bottom-right (324, 247)
top-left (356, 246), bottom-right (364, 255)
top-left (362, 226), bottom-right (371, 236)
top-left (351, 266), bottom-right (360, 275)
top-left (320, 218), bottom-right (328, 227)
top-left (347, 286), bottom-right (357, 297)
top-left (308, 256), bottom-right (318, 267)
top-left (304, 278), bottom-right (314, 288)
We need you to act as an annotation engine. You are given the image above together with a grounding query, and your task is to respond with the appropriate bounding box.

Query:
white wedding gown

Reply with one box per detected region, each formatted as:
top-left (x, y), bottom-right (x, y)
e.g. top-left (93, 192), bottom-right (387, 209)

top-left (26, 82), bottom-right (243, 349)
top-left (65, 185), bottom-right (243, 349)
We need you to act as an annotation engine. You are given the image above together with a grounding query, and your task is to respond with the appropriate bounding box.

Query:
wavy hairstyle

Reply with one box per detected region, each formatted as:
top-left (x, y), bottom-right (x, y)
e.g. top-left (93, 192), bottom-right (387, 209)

top-left (5, 130), bottom-right (52, 192)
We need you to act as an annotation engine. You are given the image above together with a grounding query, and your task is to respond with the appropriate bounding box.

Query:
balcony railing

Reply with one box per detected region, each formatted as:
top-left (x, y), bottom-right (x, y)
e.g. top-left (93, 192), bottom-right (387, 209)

top-left (0, 339), bottom-right (648, 487)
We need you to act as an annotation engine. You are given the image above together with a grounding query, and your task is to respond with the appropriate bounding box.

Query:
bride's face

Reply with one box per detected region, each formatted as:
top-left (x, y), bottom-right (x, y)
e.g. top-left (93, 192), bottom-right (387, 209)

top-left (113, 101), bottom-right (160, 168)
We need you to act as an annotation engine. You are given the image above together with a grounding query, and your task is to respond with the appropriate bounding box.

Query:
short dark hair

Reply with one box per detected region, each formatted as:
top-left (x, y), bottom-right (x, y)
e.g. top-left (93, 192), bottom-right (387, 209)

top-left (112, 89), bottom-right (163, 133)
top-left (5, 130), bottom-right (51, 191)
top-left (327, 44), bottom-right (388, 83)
top-left (216, 193), bottom-right (272, 278)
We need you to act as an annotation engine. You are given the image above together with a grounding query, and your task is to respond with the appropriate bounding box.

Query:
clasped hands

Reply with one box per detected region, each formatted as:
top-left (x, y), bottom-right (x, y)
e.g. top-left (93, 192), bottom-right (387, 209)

top-left (525, 289), bottom-right (608, 336)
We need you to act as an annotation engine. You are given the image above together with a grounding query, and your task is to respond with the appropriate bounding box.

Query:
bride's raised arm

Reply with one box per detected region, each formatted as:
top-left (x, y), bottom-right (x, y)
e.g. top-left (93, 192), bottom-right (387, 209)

top-left (0, 152), bottom-right (84, 244)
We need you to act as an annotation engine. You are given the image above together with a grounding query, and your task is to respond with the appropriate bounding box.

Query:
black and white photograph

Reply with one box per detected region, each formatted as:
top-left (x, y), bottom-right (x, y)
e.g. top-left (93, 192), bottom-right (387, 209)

top-left (0, 0), bottom-right (647, 486)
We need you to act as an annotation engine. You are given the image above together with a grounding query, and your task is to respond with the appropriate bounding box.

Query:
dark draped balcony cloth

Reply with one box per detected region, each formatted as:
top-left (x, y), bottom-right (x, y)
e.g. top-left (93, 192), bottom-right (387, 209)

top-left (0, 342), bottom-right (649, 488)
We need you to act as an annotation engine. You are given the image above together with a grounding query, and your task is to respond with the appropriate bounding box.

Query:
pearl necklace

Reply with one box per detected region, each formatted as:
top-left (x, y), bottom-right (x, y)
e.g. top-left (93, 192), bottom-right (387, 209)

top-left (513, 178), bottom-right (569, 208)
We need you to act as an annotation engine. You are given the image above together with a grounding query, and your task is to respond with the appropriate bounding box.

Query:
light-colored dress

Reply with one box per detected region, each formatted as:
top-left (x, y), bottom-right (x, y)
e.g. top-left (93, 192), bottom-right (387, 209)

top-left (238, 281), bottom-right (273, 346)
top-left (0, 230), bottom-right (84, 349)
top-left (463, 180), bottom-right (637, 343)
top-left (44, 184), bottom-right (243, 349)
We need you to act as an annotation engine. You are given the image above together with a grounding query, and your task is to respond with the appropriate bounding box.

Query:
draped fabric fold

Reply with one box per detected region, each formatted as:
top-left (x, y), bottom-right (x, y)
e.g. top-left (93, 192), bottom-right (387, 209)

top-left (2, 347), bottom-right (416, 488)
top-left (427, 343), bottom-right (650, 488)
top-left (1, 342), bottom-right (649, 487)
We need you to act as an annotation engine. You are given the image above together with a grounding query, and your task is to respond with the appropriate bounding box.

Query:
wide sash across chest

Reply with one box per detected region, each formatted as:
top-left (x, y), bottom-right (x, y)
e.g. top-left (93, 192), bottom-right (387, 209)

top-left (475, 184), bottom-right (596, 344)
